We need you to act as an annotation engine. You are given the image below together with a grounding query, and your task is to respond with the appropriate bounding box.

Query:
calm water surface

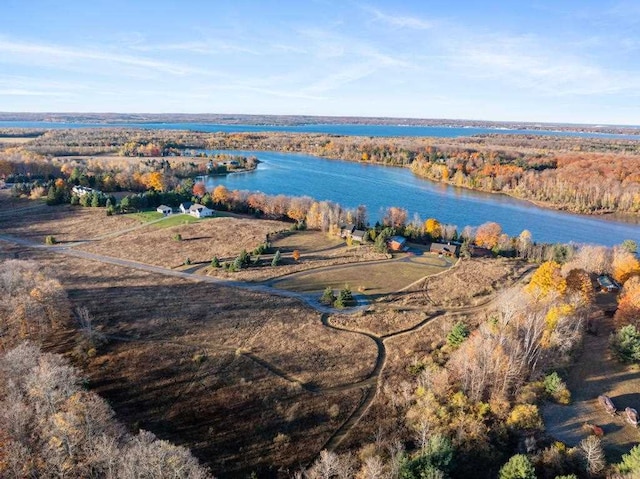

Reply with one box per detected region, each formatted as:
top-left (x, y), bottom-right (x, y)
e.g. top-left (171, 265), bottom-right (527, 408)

top-left (201, 151), bottom-right (640, 247)
top-left (1, 121), bottom-right (639, 139)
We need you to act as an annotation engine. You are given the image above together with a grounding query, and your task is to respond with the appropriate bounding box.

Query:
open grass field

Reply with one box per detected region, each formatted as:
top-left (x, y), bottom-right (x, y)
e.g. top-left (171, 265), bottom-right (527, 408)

top-left (270, 229), bottom-right (345, 253)
top-left (0, 243), bottom-right (377, 477)
top-left (0, 136), bottom-right (35, 144)
top-left (270, 254), bottom-right (452, 297)
top-left (389, 257), bottom-right (533, 308)
top-left (78, 216), bottom-right (290, 268)
top-left (0, 202), bottom-right (141, 243)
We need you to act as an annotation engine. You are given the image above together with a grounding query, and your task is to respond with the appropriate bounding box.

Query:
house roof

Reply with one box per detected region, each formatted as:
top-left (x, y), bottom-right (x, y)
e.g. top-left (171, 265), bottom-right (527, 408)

top-left (389, 235), bottom-right (406, 244)
top-left (341, 223), bottom-right (356, 232)
top-left (157, 204), bottom-right (170, 210)
top-left (180, 202), bottom-right (193, 209)
top-left (352, 229), bottom-right (367, 238)
top-left (189, 204), bottom-right (205, 212)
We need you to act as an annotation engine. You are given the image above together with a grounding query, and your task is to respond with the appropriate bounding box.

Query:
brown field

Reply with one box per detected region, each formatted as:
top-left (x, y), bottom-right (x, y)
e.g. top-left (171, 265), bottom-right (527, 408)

top-left (0, 136), bottom-right (34, 144)
top-left (0, 202), bottom-right (141, 243)
top-left (270, 229), bottom-right (345, 253)
top-left (387, 257), bottom-right (533, 308)
top-left (0, 188), bottom-right (46, 212)
top-left (270, 254), bottom-right (452, 297)
top-left (78, 216), bottom-right (290, 268)
top-left (0, 242), bottom-right (378, 476)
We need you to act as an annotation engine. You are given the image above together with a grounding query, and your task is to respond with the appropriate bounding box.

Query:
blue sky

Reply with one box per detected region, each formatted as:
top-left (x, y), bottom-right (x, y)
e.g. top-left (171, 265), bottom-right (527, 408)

top-left (1, 0), bottom-right (639, 124)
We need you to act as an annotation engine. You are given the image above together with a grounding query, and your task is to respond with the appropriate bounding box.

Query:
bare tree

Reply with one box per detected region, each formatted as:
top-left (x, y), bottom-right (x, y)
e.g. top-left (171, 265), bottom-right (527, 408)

top-left (580, 435), bottom-right (605, 476)
top-left (358, 456), bottom-right (387, 479)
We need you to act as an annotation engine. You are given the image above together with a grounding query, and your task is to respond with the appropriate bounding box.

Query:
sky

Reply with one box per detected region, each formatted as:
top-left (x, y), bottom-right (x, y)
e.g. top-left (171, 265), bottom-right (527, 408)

top-left (1, 0), bottom-right (640, 124)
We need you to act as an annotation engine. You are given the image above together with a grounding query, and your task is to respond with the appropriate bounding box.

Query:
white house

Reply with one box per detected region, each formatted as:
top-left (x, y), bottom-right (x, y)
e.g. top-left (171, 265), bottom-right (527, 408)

top-left (179, 202), bottom-right (193, 214)
top-left (156, 205), bottom-right (172, 216)
top-left (188, 204), bottom-right (213, 218)
top-left (72, 185), bottom-right (96, 196)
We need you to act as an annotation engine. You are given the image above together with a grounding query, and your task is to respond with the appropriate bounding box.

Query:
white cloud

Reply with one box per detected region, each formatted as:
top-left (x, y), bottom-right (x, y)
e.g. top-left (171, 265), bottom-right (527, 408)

top-left (0, 38), bottom-right (225, 77)
top-left (363, 5), bottom-right (433, 30)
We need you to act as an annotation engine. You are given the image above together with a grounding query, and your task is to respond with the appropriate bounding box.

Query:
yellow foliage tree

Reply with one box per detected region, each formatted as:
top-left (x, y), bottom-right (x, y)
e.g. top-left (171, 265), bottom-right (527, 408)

top-left (506, 404), bottom-right (543, 430)
top-left (612, 247), bottom-right (640, 284)
top-left (424, 218), bottom-right (442, 240)
top-left (212, 185), bottom-right (229, 205)
top-left (526, 261), bottom-right (567, 299)
top-left (144, 171), bottom-right (165, 191)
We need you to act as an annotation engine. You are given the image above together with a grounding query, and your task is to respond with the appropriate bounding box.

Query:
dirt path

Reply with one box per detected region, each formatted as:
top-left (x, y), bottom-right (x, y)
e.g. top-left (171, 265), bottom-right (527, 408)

top-left (543, 299), bottom-right (640, 461)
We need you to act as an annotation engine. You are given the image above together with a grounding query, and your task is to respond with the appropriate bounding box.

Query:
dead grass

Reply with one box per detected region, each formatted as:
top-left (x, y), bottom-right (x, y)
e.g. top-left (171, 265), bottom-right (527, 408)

top-left (270, 255), bottom-right (450, 297)
top-left (0, 203), bottom-right (140, 243)
top-left (0, 189), bottom-right (45, 212)
top-left (200, 242), bottom-right (389, 282)
top-left (391, 258), bottom-right (531, 308)
top-left (78, 216), bottom-right (290, 268)
top-left (331, 308), bottom-right (432, 337)
top-left (0, 244), bottom-right (377, 476)
top-left (271, 230), bottom-right (344, 253)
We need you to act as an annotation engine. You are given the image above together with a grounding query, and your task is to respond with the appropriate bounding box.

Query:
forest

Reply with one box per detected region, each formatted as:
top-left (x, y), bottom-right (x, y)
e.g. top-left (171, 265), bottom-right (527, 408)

top-left (2, 128), bottom-right (639, 215)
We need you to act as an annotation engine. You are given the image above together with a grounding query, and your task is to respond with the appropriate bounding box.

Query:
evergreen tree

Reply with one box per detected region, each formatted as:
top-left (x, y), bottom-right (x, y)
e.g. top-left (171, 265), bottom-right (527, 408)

top-left (447, 322), bottom-right (470, 348)
top-left (498, 454), bottom-right (536, 479)
top-left (271, 250), bottom-right (281, 267)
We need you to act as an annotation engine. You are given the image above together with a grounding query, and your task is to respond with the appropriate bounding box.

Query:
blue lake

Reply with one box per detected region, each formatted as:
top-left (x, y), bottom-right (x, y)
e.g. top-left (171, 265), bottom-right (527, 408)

top-left (201, 150), bottom-right (640, 247)
top-left (1, 121), bottom-right (639, 140)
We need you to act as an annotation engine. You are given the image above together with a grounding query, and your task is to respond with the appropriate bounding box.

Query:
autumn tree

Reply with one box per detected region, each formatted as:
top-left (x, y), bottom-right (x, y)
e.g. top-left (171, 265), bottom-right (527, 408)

top-left (383, 206), bottom-right (408, 228)
top-left (526, 261), bottom-right (567, 300)
top-left (612, 245), bottom-right (640, 284)
top-left (615, 276), bottom-right (640, 328)
top-left (475, 222), bottom-right (502, 250)
top-left (565, 268), bottom-right (594, 305)
top-left (212, 184), bottom-right (229, 206)
top-left (516, 230), bottom-right (533, 258)
top-left (424, 218), bottom-right (442, 240)
top-left (579, 436), bottom-right (605, 475)
top-left (192, 181), bottom-right (207, 197)
top-left (144, 171), bottom-right (165, 192)
top-left (0, 343), bottom-right (213, 478)
top-left (0, 260), bottom-right (70, 350)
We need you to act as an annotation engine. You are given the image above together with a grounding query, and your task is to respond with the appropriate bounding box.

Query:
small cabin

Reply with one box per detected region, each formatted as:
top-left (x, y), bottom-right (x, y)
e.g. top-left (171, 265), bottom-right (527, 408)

top-left (430, 242), bottom-right (460, 257)
top-left (597, 275), bottom-right (620, 292)
top-left (156, 205), bottom-right (172, 216)
top-left (351, 229), bottom-right (367, 243)
top-left (387, 235), bottom-right (407, 251)
top-left (340, 224), bottom-right (356, 238)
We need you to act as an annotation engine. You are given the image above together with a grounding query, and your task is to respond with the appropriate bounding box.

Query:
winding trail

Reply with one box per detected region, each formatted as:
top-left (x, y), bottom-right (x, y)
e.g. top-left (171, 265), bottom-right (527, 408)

top-left (0, 229), bottom-right (534, 460)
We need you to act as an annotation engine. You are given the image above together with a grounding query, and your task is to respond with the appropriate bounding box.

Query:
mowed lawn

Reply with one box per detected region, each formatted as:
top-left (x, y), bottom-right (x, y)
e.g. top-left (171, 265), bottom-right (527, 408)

top-left (271, 230), bottom-right (344, 253)
top-left (271, 254), bottom-right (452, 297)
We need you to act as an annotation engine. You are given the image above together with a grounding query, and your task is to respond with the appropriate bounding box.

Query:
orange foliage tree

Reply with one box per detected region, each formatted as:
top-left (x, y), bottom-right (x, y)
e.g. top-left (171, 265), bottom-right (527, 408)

top-left (614, 276), bottom-right (640, 329)
top-left (192, 181), bottom-right (206, 198)
top-left (475, 222), bottom-right (502, 249)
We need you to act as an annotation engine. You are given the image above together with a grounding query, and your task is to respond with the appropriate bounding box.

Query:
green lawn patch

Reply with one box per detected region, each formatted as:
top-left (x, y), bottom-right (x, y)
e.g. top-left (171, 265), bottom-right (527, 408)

top-left (127, 210), bottom-right (165, 222)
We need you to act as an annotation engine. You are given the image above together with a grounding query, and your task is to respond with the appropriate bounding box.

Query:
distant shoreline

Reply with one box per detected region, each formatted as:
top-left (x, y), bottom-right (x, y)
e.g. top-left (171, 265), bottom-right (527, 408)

top-left (0, 112), bottom-right (639, 136)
